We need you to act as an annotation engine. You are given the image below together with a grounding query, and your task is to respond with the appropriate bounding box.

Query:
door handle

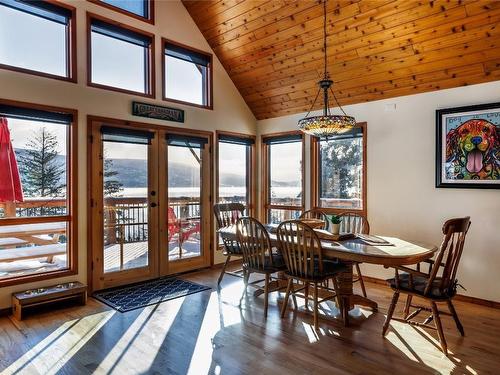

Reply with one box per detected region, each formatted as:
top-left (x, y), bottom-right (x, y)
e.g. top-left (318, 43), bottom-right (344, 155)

top-left (150, 202), bottom-right (157, 208)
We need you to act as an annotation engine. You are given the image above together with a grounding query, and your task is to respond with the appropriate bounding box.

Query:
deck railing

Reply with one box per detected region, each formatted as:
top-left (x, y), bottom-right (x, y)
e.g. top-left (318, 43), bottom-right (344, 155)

top-left (0, 197), bottom-right (205, 246)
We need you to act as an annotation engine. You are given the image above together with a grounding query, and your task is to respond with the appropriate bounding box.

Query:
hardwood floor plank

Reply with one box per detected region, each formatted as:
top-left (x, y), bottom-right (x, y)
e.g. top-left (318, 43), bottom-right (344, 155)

top-left (0, 266), bottom-right (499, 374)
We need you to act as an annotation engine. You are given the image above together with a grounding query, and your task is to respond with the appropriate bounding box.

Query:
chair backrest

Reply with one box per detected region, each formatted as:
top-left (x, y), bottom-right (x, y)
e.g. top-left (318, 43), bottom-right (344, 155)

top-left (338, 212), bottom-right (370, 234)
top-left (300, 209), bottom-right (329, 230)
top-left (425, 217), bottom-right (471, 296)
top-left (214, 203), bottom-right (245, 229)
top-left (236, 217), bottom-right (274, 271)
top-left (277, 220), bottom-right (323, 279)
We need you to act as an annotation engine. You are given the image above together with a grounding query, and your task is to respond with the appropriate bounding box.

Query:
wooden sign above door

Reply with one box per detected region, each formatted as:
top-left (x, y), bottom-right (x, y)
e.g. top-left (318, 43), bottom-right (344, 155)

top-left (132, 101), bottom-right (184, 123)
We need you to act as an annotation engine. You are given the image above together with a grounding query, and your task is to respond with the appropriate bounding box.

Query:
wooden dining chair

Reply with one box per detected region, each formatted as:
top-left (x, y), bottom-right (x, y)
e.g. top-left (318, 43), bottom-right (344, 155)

top-left (299, 209), bottom-right (329, 230)
top-left (236, 217), bottom-right (287, 317)
top-left (382, 217), bottom-right (471, 355)
top-left (214, 203), bottom-right (246, 285)
top-left (338, 212), bottom-right (369, 298)
top-left (277, 220), bottom-right (346, 330)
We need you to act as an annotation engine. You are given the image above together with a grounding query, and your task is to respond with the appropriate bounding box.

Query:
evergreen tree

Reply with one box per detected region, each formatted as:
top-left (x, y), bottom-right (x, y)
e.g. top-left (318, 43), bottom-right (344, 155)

top-left (18, 127), bottom-right (65, 198)
top-left (104, 157), bottom-right (123, 197)
top-left (321, 138), bottom-right (362, 199)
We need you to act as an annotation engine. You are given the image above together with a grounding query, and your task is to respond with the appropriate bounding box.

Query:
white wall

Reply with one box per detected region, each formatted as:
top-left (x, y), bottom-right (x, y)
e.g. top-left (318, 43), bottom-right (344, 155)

top-left (0, 0), bottom-right (255, 308)
top-left (257, 80), bottom-right (500, 303)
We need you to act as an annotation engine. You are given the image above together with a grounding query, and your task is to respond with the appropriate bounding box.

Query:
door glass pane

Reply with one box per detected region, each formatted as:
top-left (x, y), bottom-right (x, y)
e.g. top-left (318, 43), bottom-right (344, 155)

top-left (103, 140), bottom-right (149, 273)
top-left (269, 141), bottom-right (302, 206)
top-left (167, 145), bottom-right (202, 261)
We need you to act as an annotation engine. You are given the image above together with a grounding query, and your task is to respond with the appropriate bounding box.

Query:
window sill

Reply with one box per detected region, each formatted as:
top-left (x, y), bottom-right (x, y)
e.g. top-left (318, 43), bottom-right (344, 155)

top-left (88, 82), bottom-right (155, 99)
top-left (163, 96), bottom-right (212, 111)
top-left (0, 64), bottom-right (77, 84)
top-left (0, 268), bottom-right (78, 288)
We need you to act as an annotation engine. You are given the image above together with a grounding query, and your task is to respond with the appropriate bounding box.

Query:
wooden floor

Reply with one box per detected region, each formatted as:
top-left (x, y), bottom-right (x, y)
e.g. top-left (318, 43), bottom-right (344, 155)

top-left (0, 264), bottom-right (499, 374)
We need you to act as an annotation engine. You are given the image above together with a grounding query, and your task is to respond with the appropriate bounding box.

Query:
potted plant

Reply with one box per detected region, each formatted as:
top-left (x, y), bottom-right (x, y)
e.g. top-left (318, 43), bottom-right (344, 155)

top-left (329, 215), bottom-right (342, 235)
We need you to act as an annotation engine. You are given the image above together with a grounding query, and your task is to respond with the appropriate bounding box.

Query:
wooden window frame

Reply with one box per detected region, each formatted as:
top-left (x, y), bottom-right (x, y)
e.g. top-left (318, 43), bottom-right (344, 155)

top-left (162, 38), bottom-right (213, 110)
top-left (215, 130), bottom-right (256, 217)
top-left (0, 98), bottom-right (78, 287)
top-left (0, 0), bottom-right (77, 83)
top-left (261, 131), bottom-right (305, 223)
top-left (87, 0), bottom-right (155, 24)
top-left (87, 12), bottom-right (156, 98)
top-left (311, 122), bottom-right (368, 217)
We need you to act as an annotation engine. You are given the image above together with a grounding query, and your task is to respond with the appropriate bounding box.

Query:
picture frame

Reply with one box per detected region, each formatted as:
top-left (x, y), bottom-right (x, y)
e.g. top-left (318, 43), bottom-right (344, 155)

top-left (436, 102), bottom-right (500, 189)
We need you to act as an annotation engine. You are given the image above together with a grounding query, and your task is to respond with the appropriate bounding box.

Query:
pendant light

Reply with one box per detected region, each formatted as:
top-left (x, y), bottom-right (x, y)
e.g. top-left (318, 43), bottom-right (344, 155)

top-left (298, 0), bottom-right (356, 137)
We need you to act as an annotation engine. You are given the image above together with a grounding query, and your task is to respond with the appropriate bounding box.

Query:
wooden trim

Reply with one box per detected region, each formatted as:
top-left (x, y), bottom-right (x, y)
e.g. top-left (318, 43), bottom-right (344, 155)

top-left (0, 99), bottom-right (78, 288)
top-left (87, 0), bottom-right (155, 25)
top-left (0, 0), bottom-right (77, 83)
top-left (0, 215), bottom-right (70, 226)
top-left (362, 276), bottom-right (500, 309)
top-left (86, 12), bottom-right (156, 98)
top-left (311, 122), bottom-right (368, 217)
top-left (87, 115), bottom-right (213, 136)
top-left (162, 38), bottom-right (214, 110)
top-left (260, 130), bottom-right (305, 222)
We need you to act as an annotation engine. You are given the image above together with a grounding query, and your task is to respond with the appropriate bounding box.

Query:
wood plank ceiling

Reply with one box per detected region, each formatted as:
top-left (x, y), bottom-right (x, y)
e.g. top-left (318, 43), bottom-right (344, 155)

top-left (182, 0), bottom-right (500, 120)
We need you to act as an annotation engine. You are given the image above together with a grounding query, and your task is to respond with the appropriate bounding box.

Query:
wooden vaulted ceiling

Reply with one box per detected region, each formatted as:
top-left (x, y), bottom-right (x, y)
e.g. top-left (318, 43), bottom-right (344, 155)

top-left (182, 0), bottom-right (500, 120)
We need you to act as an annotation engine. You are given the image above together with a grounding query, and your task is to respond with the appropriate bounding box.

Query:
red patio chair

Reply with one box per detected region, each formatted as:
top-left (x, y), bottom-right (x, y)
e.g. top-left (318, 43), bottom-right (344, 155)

top-left (167, 207), bottom-right (200, 245)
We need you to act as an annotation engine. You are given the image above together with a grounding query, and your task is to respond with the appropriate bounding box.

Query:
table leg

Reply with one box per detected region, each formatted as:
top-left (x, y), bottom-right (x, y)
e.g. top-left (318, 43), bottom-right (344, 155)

top-left (337, 262), bottom-right (378, 326)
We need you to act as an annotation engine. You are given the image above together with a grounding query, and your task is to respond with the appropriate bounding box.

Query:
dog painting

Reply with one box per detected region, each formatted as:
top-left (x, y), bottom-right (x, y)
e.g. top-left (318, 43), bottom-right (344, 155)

top-left (436, 103), bottom-right (500, 189)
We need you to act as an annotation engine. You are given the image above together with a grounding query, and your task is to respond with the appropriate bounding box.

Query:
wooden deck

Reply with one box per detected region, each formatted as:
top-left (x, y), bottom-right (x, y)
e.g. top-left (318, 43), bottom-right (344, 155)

top-left (103, 240), bottom-right (201, 273)
top-left (0, 265), bottom-right (499, 374)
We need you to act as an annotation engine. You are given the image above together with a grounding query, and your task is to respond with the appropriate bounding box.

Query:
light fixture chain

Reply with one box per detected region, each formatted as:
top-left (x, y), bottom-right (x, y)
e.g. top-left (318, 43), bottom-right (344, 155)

top-left (323, 0), bottom-right (327, 79)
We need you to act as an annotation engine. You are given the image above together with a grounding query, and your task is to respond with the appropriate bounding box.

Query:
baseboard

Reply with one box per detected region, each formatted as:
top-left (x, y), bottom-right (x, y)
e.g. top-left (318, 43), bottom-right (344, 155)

top-left (362, 275), bottom-right (500, 309)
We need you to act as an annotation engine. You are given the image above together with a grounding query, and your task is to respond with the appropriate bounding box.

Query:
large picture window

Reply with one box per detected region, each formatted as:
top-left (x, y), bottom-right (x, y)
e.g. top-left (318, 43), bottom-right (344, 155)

top-left (262, 132), bottom-right (304, 224)
top-left (163, 39), bottom-right (212, 109)
top-left (88, 15), bottom-right (154, 96)
top-left (216, 131), bottom-right (255, 214)
top-left (312, 123), bottom-right (367, 214)
top-left (0, 0), bottom-right (76, 81)
top-left (0, 100), bottom-right (77, 285)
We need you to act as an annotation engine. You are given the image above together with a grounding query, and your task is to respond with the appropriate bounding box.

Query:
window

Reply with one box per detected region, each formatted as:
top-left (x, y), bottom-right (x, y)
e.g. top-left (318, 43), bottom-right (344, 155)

top-left (88, 15), bottom-right (154, 96)
top-left (216, 132), bottom-right (255, 214)
top-left (0, 0), bottom-right (76, 81)
top-left (0, 101), bottom-right (77, 285)
top-left (262, 132), bottom-right (304, 224)
top-left (163, 39), bottom-right (212, 109)
top-left (313, 123), bottom-right (367, 213)
top-left (90, 0), bottom-right (154, 23)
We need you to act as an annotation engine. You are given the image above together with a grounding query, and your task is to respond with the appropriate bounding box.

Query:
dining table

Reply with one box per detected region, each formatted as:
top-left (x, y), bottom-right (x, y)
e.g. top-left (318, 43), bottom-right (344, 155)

top-left (217, 224), bottom-right (438, 326)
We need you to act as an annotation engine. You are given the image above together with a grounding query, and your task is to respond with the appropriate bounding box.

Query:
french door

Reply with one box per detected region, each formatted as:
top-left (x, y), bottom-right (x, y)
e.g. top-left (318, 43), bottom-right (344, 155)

top-left (89, 119), bottom-right (212, 291)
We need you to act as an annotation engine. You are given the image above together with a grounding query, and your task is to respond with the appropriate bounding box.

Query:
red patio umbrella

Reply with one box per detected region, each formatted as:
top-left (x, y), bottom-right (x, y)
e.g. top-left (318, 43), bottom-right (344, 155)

top-left (0, 117), bottom-right (24, 203)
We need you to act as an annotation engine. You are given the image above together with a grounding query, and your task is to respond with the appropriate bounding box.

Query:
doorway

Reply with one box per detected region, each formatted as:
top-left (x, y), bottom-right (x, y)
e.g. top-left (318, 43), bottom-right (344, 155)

top-left (88, 117), bottom-right (213, 291)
